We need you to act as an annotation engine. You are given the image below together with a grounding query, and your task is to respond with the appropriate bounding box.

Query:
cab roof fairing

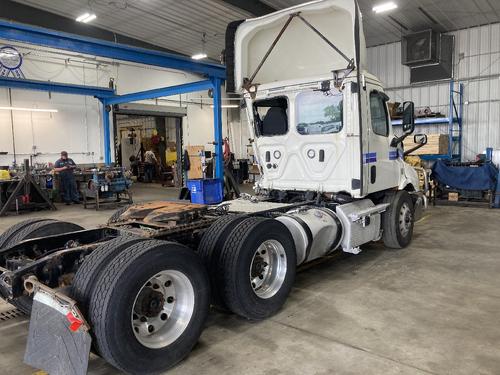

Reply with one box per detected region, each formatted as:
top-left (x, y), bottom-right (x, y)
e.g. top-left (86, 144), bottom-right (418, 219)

top-left (233, 0), bottom-right (367, 93)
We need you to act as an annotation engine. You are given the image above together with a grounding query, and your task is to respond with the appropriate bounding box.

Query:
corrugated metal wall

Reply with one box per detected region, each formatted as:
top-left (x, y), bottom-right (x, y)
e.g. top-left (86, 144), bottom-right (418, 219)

top-left (366, 23), bottom-right (500, 161)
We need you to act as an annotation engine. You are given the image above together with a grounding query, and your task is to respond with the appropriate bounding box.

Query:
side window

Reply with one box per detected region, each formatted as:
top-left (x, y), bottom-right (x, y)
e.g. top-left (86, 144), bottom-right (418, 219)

top-left (369, 91), bottom-right (389, 137)
top-left (253, 97), bottom-right (288, 137)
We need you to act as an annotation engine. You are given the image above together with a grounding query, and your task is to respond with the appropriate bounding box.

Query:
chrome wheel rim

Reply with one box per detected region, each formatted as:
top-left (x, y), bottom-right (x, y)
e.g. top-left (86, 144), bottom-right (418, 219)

top-left (249, 239), bottom-right (287, 299)
top-left (131, 270), bottom-right (195, 349)
top-left (399, 202), bottom-right (412, 237)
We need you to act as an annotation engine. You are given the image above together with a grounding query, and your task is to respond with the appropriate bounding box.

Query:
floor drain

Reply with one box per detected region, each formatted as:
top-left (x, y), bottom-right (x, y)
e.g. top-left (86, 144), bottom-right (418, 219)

top-left (0, 307), bottom-right (24, 321)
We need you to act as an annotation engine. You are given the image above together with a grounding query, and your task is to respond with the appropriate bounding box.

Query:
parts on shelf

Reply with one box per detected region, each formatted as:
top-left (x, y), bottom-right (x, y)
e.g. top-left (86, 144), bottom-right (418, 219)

top-left (391, 80), bottom-right (464, 162)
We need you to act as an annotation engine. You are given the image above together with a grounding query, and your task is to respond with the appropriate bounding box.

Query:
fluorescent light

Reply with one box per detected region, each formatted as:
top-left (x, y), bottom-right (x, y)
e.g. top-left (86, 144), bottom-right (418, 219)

top-left (210, 104), bottom-right (239, 108)
top-left (0, 106), bottom-right (58, 113)
top-left (373, 2), bottom-right (397, 13)
top-left (76, 13), bottom-right (90, 22)
top-left (191, 53), bottom-right (208, 60)
top-left (76, 13), bottom-right (97, 23)
top-left (82, 14), bottom-right (97, 23)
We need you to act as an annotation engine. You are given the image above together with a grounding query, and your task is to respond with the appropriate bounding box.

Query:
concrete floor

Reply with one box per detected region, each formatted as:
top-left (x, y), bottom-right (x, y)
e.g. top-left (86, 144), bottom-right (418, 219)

top-left (1, 184), bottom-right (499, 375)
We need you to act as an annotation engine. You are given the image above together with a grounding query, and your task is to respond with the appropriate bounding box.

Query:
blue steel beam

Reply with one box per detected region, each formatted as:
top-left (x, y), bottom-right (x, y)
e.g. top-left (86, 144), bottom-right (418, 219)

top-left (0, 76), bottom-right (115, 97)
top-left (0, 20), bottom-right (226, 79)
top-left (100, 100), bottom-right (112, 165)
top-left (102, 80), bottom-right (213, 106)
top-left (212, 77), bottom-right (224, 180)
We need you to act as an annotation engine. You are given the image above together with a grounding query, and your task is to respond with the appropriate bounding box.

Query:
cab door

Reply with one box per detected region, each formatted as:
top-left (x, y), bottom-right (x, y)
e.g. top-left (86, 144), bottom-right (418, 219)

top-left (365, 86), bottom-right (400, 193)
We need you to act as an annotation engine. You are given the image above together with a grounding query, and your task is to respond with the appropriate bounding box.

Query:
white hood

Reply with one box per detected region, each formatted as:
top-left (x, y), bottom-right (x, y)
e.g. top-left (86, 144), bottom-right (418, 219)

top-left (234, 0), bottom-right (366, 91)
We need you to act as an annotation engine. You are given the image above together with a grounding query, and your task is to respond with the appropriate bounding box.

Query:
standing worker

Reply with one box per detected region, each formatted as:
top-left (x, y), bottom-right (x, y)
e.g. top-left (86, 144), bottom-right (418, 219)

top-left (144, 149), bottom-right (157, 183)
top-left (54, 151), bottom-right (80, 205)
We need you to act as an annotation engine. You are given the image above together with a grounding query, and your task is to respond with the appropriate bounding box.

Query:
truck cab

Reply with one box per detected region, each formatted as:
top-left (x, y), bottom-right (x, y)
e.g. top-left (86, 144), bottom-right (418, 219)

top-left (228, 0), bottom-right (420, 199)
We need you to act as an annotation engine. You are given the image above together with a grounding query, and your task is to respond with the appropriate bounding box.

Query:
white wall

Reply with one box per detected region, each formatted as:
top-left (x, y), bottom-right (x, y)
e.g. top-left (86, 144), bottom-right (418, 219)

top-left (366, 23), bottom-right (500, 161)
top-left (0, 39), bottom-right (246, 167)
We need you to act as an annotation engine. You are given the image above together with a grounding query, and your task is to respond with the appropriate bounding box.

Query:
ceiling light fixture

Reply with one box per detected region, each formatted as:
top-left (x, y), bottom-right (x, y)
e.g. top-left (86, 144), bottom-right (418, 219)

top-left (76, 13), bottom-right (97, 23)
top-left (210, 104), bottom-right (239, 108)
top-left (373, 2), bottom-right (397, 13)
top-left (192, 32), bottom-right (208, 60)
top-left (191, 53), bottom-right (208, 60)
top-left (0, 106), bottom-right (58, 113)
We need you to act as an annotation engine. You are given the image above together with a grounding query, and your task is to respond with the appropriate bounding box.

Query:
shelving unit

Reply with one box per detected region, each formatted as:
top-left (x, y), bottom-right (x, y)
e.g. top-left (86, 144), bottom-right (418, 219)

top-left (392, 80), bottom-right (464, 161)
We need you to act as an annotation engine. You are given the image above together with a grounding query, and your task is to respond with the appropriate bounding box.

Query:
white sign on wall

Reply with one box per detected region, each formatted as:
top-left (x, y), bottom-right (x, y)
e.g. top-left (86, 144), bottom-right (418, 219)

top-left (0, 46), bottom-right (25, 78)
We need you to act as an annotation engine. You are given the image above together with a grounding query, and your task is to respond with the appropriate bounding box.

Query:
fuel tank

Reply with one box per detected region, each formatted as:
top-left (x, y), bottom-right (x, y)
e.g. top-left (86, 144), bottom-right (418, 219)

top-left (276, 207), bottom-right (343, 265)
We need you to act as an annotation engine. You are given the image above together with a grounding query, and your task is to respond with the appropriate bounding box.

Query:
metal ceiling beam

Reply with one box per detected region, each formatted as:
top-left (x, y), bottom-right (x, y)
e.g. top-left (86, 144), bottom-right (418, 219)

top-left (219, 0), bottom-right (276, 16)
top-left (0, 76), bottom-right (115, 97)
top-left (0, 0), bottom-right (179, 55)
top-left (101, 78), bottom-right (224, 178)
top-left (0, 19), bottom-right (226, 79)
top-left (102, 80), bottom-right (213, 106)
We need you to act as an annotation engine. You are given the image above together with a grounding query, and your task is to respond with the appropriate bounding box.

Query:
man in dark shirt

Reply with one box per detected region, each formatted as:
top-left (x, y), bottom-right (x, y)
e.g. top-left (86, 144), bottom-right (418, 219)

top-left (54, 151), bottom-right (80, 205)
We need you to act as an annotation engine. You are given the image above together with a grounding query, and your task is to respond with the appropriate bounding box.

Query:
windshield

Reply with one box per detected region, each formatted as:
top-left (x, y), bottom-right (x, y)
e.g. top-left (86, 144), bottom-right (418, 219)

top-left (296, 90), bottom-right (343, 135)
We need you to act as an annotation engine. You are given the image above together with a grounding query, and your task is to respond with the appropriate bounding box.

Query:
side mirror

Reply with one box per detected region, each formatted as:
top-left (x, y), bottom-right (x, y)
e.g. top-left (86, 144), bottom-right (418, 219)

top-left (414, 133), bottom-right (427, 145)
top-left (403, 133), bottom-right (428, 157)
top-left (402, 101), bottom-right (415, 134)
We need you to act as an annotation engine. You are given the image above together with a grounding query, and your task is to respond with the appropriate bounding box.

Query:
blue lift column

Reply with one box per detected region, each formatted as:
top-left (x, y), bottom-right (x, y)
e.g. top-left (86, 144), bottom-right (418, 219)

top-left (212, 77), bottom-right (224, 180)
top-left (100, 100), bottom-right (112, 166)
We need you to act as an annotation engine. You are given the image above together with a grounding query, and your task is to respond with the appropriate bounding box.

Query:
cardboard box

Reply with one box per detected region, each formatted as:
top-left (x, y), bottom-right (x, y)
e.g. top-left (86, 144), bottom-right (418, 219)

top-left (186, 145), bottom-right (204, 179)
top-left (404, 134), bottom-right (449, 155)
top-left (448, 192), bottom-right (459, 201)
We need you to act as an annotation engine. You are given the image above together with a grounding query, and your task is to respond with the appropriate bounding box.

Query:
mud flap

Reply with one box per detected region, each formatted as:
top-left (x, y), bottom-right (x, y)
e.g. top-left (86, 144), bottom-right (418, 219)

top-left (24, 290), bottom-right (91, 375)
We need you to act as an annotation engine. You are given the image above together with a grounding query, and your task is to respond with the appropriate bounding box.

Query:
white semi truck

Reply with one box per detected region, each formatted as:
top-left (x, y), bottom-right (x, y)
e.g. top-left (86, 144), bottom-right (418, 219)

top-left (0, 1), bottom-right (425, 374)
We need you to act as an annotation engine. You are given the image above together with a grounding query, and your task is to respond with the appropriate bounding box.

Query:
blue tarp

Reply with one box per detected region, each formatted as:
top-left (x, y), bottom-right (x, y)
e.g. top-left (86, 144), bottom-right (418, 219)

top-left (432, 160), bottom-right (498, 190)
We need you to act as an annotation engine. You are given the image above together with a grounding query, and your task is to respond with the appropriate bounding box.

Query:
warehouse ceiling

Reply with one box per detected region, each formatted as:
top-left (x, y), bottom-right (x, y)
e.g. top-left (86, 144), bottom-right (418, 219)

top-left (5, 0), bottom-right (500, 61)
top-left (264, 0), bottom-right (500, 46)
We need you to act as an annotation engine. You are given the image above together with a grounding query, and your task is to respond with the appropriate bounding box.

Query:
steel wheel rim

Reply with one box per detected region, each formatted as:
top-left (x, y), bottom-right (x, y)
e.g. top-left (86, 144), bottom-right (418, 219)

top-left (131, 270), bottom-right (195, 349)
top-left (399, 202), bottom-right (412, 237)
top-left (249, 239), bottom-right (287, 299)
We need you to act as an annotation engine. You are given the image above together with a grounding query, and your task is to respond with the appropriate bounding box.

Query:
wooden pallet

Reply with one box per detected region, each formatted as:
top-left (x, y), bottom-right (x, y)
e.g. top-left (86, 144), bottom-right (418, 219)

top-left (404, 134), bottom-right (449, 155)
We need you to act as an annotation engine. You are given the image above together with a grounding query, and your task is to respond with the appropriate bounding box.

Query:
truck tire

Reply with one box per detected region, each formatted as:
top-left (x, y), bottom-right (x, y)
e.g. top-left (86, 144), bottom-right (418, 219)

top-left (107, 204), bottom-right (132, 224)
top-left (382, 190), bottom-right (414, 249)
top-left (197, 214), bottom-right (247, 307)
top-left (0, 218), bottom-right (55, 249)
top-left (71, 235), bottom-right (143, 317)
top-left (4, 220), bottom-right (84, 248)
top-left (0, 218), bottom-right (51, 314)
top-left (88, 240), bottom-right (210, 374)
top-left (3, 219), bottom-right (84, 314)
top-left (219, 217), bottom-right (296, 320)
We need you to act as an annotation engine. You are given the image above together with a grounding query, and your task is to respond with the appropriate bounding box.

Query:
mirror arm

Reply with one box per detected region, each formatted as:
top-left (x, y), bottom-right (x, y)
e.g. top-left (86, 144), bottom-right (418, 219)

top-left (390, 133), bottom-right (410, 147)
top-left (403, 142), bottom-right (426, 157)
